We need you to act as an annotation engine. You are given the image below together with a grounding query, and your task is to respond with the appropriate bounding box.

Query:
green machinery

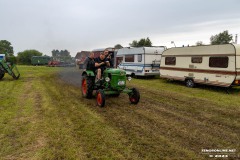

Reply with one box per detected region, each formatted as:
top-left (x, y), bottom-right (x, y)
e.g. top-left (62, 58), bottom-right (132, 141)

top-left (81, 68), bottom-right (140, 107)
top-left (0, 55), bottom-right (20, 80)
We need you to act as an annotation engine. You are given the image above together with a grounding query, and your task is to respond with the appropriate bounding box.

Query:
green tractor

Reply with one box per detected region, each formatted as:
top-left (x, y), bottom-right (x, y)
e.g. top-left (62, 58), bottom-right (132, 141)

top-left (81, 68), bottom-right (140, 107)
top-left (0, 55), bottom-right (20, 80)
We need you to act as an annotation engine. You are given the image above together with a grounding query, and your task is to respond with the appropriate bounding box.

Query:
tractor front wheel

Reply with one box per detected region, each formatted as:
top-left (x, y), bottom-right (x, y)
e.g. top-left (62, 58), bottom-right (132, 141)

top-left (129, 88), bottom-right (140, 104)
top-left (96, 89), bottom-right (105, 107)
top-left (81, 76), bottom-right (93, 98)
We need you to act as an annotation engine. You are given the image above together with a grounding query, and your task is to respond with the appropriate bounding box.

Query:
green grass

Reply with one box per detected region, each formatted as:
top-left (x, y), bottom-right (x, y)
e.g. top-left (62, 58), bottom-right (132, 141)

top-left (0, 66), bottom-right (239, 159)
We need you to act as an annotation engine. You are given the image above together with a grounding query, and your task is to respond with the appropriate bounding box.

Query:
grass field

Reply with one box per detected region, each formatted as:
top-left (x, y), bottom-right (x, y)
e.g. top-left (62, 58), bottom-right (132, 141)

top-left (0, 66), bottom-right (239, 160)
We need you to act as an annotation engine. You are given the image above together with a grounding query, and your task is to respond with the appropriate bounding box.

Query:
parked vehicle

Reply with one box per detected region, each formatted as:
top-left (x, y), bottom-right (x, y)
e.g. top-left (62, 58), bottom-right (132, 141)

top-left (31, 56), bottom-right (51, 65)
top-left (0, 54), bottom-right (20, 80)
top-left (117, 47), bottom-right (165, 77)
top-left (160, 44), bottom-right (240, 88)
top-left (48, 60), bottom-right (60, 67)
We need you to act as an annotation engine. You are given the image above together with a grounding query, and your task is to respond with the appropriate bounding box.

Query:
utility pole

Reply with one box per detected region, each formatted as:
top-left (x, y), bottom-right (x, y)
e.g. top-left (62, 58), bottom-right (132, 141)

top-left (235, 34), bottom-right (238, 44)
top-left (171, 41), bottom-right (176, 47)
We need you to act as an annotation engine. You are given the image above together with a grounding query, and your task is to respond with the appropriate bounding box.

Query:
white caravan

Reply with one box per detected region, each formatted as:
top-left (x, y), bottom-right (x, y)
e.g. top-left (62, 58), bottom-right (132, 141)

top-left (160, 44), bottom-right (240, 87)
top-left (116, 47), bottom-right (165, 76)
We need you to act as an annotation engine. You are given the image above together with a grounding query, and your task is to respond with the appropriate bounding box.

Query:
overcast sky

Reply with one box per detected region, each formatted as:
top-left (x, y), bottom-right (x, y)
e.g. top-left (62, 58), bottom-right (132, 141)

top-left (0, 0), bottom-right (240, 56)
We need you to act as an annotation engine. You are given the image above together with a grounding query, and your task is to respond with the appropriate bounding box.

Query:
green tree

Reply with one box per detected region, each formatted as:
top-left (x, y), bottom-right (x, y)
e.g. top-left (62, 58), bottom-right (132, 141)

top-left (210, 30), bottom-right (233, 45)
top-left (129, 40), bottom-right (138, 47)
top-left (138, 38), bottom-right (146, 47)
top-left (145, 37), bottom-right (152, 47)
top-left (129, 37), bottom-right (152, 47)
top-left (52, 49), bottom-right (59, 57)
top-left (0, 40), bottom-right (14, 56)
top-left (114, 44), bottom-right (123, 49)
top-left (196, 41), bottom-right (204, 46)
top-left (62, 50), bottom-right (70, 56)
top-left (17, 49), bottom-right (43, 65)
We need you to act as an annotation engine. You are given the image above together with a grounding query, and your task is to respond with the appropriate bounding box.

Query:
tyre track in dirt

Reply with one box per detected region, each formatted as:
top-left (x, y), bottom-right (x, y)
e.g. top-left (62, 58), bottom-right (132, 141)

top-left (95, 95), bottom-right (237, 157)
top-left (58, 68), bottom-right (239, 159)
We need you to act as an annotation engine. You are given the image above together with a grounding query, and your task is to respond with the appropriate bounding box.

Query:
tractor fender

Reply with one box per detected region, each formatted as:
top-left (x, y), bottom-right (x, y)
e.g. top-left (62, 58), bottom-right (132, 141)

top-left (82, 70), bottom-right (95, 77)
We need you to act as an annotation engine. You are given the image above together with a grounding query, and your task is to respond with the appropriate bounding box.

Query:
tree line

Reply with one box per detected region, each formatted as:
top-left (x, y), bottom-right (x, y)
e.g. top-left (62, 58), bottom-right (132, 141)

top-left (0, 30), bottom-right (235, 64)
top-left (0, 40), bottom-right (72, 65)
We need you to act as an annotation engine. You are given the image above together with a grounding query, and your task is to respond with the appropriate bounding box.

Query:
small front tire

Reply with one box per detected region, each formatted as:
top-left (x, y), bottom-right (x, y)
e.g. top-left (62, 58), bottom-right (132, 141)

top-left (129, 88), bottom-right (140, 104)
top-left (96, 89), bottom-right (105, 107)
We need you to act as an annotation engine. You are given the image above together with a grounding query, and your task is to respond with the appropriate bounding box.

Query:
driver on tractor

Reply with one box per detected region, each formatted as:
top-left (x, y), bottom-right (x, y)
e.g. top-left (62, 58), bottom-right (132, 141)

top-left (95, 52), bottom-right (110, 80)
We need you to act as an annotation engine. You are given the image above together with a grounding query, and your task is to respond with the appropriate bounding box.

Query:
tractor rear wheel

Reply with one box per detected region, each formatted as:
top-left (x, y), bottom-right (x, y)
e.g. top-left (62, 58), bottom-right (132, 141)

top-left (129, 88), bottom-right (140, 104)
top-left (96, 89), bottom-right (105, 107)
top-left (81, 76), bottom-right (93, 98)
top-left (0, 69), bottom-right (4, 80)
top-left (0, 73), bottom-right (4, 80)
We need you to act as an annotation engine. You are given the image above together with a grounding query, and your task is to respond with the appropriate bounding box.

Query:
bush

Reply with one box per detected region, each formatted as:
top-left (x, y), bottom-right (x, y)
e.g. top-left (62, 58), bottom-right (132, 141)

top-left (6, 56), bottom-right (17, 64)
top-left (17, 50), bottom-right (43, 65)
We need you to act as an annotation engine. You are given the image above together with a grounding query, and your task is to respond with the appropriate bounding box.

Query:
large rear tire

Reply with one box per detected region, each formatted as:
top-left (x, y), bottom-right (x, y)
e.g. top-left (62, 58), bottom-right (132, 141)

top-left (81, 76), bottom-right (93, 98)
top-left (0, 69), bottom-right (4, 80)
top-left (96, 89), bottom-right (105, 107)
top-left (0, 73), bottom-right (4, 80)
top-left (129, 88), bottom-right (140, 104)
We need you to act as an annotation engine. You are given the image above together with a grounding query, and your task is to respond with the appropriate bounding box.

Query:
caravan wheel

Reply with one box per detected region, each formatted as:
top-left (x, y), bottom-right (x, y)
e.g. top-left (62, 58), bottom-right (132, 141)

top-left (185, 79), bottom-right (195, 88)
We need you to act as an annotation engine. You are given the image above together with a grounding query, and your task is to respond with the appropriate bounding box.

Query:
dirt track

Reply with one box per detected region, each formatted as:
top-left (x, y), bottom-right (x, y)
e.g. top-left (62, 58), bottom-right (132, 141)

top-left (58, 67), bottom-right (83, 87)
top-left (58, 67), bottom-right (240, 159)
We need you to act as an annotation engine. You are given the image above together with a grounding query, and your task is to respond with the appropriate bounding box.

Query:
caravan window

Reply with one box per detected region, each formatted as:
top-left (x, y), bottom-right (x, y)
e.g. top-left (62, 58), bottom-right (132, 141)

top-left (125, 55), bottom-right (134, 62)
top-left (138, 54), bottom-right (142, 62)
top-left (192, 57), bottom-right (202, 63)
top-left (165, 57), bottom-right (176, 65)
top-left (209, 57), bottom-right (228, 68)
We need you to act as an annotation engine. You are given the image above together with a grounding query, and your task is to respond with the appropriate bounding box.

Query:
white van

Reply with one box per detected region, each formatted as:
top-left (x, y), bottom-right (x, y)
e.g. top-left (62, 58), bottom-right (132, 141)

top-left (160, 44), bottom-right (240, 87)
top-left (117, 47), bottom-right (165, 76)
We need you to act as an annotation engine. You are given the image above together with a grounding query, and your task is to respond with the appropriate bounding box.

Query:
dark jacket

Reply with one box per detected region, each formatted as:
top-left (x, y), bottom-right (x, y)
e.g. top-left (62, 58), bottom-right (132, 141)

top-left (83, 57), bottom-right (95, 71)
top-left (95, 57), bottom-right (107, 71)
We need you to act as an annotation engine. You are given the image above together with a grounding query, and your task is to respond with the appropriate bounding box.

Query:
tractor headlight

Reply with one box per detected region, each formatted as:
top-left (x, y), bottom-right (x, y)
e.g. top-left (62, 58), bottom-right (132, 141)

top-left (127, 76), bottom-right (132, 81)
top-left (105, 77), bottom-right (110, 82)
top-left (118, 81), bottom-right (125, 86)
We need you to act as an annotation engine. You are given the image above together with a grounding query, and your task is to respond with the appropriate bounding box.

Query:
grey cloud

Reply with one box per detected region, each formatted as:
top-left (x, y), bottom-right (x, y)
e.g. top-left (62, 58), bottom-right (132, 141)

top-left (0, 0), bottom-right (239, 55)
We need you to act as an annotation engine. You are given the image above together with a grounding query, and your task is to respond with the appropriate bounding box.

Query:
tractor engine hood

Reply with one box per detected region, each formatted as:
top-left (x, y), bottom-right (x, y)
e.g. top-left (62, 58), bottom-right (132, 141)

top-left (103, 68), bottom-right (127, 91)
top-left (104, 68), bottom-right (126, 76)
